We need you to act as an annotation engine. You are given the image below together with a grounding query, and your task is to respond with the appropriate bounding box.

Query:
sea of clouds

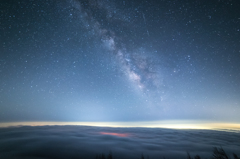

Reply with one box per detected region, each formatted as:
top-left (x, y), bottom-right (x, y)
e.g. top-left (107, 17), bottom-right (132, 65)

top-left (0, 126), bottom-right (239, 159)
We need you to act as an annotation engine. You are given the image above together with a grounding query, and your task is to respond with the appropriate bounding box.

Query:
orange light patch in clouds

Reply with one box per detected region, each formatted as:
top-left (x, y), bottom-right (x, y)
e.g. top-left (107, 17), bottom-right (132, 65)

top-left (100, 132), bottom-right (130, 137)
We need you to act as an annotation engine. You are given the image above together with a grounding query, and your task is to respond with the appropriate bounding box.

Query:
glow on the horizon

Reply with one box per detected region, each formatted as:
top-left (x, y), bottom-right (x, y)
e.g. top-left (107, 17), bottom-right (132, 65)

top-left (0, 121), bottom-right (240, 131)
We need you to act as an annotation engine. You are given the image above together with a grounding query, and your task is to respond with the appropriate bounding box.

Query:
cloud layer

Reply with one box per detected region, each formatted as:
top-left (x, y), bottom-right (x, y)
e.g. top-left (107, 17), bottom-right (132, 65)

top-left (0, 126), bottom-right (239, 159)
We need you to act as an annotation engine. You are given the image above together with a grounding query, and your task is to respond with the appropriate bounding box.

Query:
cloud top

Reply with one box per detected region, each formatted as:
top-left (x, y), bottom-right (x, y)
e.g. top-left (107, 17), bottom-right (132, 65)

top-left (0, 126), bottom-right (240, 159)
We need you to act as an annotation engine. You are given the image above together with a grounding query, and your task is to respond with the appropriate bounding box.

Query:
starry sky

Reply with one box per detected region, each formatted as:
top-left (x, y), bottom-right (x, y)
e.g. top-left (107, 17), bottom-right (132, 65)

top-left (0, 0), bottom-right (240, 123)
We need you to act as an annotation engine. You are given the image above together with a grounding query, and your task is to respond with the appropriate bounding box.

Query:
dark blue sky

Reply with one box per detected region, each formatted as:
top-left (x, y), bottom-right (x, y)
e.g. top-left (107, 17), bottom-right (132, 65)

top-left (0, 0), bottom-right (240, 123)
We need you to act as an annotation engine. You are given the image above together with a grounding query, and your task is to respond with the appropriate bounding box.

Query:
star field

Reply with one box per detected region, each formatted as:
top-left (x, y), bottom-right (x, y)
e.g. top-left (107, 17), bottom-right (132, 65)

top-left (0, 0), bottom-right (240, 123)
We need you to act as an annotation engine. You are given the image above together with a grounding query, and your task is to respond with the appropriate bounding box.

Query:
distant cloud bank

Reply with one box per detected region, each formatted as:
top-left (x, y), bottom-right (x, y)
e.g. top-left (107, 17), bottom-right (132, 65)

top-left (0, 126), bottom-right (239, 159)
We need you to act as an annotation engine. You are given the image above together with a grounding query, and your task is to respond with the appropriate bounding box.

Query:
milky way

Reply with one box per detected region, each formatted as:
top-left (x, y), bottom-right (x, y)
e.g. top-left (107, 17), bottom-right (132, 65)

top-left (69, 0), bottom-right (167, 100)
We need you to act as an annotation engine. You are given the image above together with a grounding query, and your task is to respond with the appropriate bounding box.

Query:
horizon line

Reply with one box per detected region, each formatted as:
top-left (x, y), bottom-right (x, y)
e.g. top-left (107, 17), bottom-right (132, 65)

top-left (0, 120), bottom-right (240, 131)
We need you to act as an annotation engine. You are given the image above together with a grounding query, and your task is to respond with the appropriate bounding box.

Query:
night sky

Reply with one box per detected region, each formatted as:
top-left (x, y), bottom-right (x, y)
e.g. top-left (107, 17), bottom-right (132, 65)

top-left (1, 0), bottom-right (240, 123)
